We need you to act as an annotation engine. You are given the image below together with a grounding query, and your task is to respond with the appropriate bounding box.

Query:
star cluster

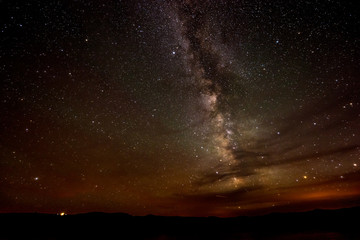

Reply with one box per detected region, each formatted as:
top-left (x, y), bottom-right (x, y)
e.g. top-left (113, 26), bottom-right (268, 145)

top-left (1, 0), bottom-right (359, 216)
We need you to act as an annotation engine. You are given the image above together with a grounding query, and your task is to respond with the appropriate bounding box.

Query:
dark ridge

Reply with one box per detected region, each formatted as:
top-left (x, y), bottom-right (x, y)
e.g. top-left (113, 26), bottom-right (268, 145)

top-left (0, 207), bottom-right (359, 239)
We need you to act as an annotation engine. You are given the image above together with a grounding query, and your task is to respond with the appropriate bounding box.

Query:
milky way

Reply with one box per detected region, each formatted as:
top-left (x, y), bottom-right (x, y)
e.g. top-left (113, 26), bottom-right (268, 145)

top-left (174, 1), bottom-right (241, 179)
top-left (1, 0), bottom-right (360, 216)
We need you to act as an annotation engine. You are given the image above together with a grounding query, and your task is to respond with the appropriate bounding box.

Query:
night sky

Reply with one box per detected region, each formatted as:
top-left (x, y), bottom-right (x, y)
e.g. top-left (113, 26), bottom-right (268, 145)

top-left (1, 0), bottom-right (360, 217)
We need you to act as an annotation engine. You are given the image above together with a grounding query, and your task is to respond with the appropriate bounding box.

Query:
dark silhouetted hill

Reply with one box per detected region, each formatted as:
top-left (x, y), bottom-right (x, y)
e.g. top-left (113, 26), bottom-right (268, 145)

top-left (0, 207), bottom-right (359, 239)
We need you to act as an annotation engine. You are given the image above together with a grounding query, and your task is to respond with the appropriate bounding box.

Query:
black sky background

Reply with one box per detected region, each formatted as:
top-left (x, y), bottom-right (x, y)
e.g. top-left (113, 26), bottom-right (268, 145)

top-left (1, 0), bottom-right (360, 217)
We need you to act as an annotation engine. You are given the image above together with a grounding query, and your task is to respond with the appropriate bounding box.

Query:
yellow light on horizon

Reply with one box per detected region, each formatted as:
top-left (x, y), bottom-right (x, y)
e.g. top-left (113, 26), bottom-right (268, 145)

top-left (60, 212), bottom-right (65, 216)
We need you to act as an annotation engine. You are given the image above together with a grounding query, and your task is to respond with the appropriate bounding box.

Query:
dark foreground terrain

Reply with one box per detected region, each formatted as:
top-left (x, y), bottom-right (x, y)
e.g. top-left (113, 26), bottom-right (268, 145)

top-left (1, 207), bottom-right (359, 239)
